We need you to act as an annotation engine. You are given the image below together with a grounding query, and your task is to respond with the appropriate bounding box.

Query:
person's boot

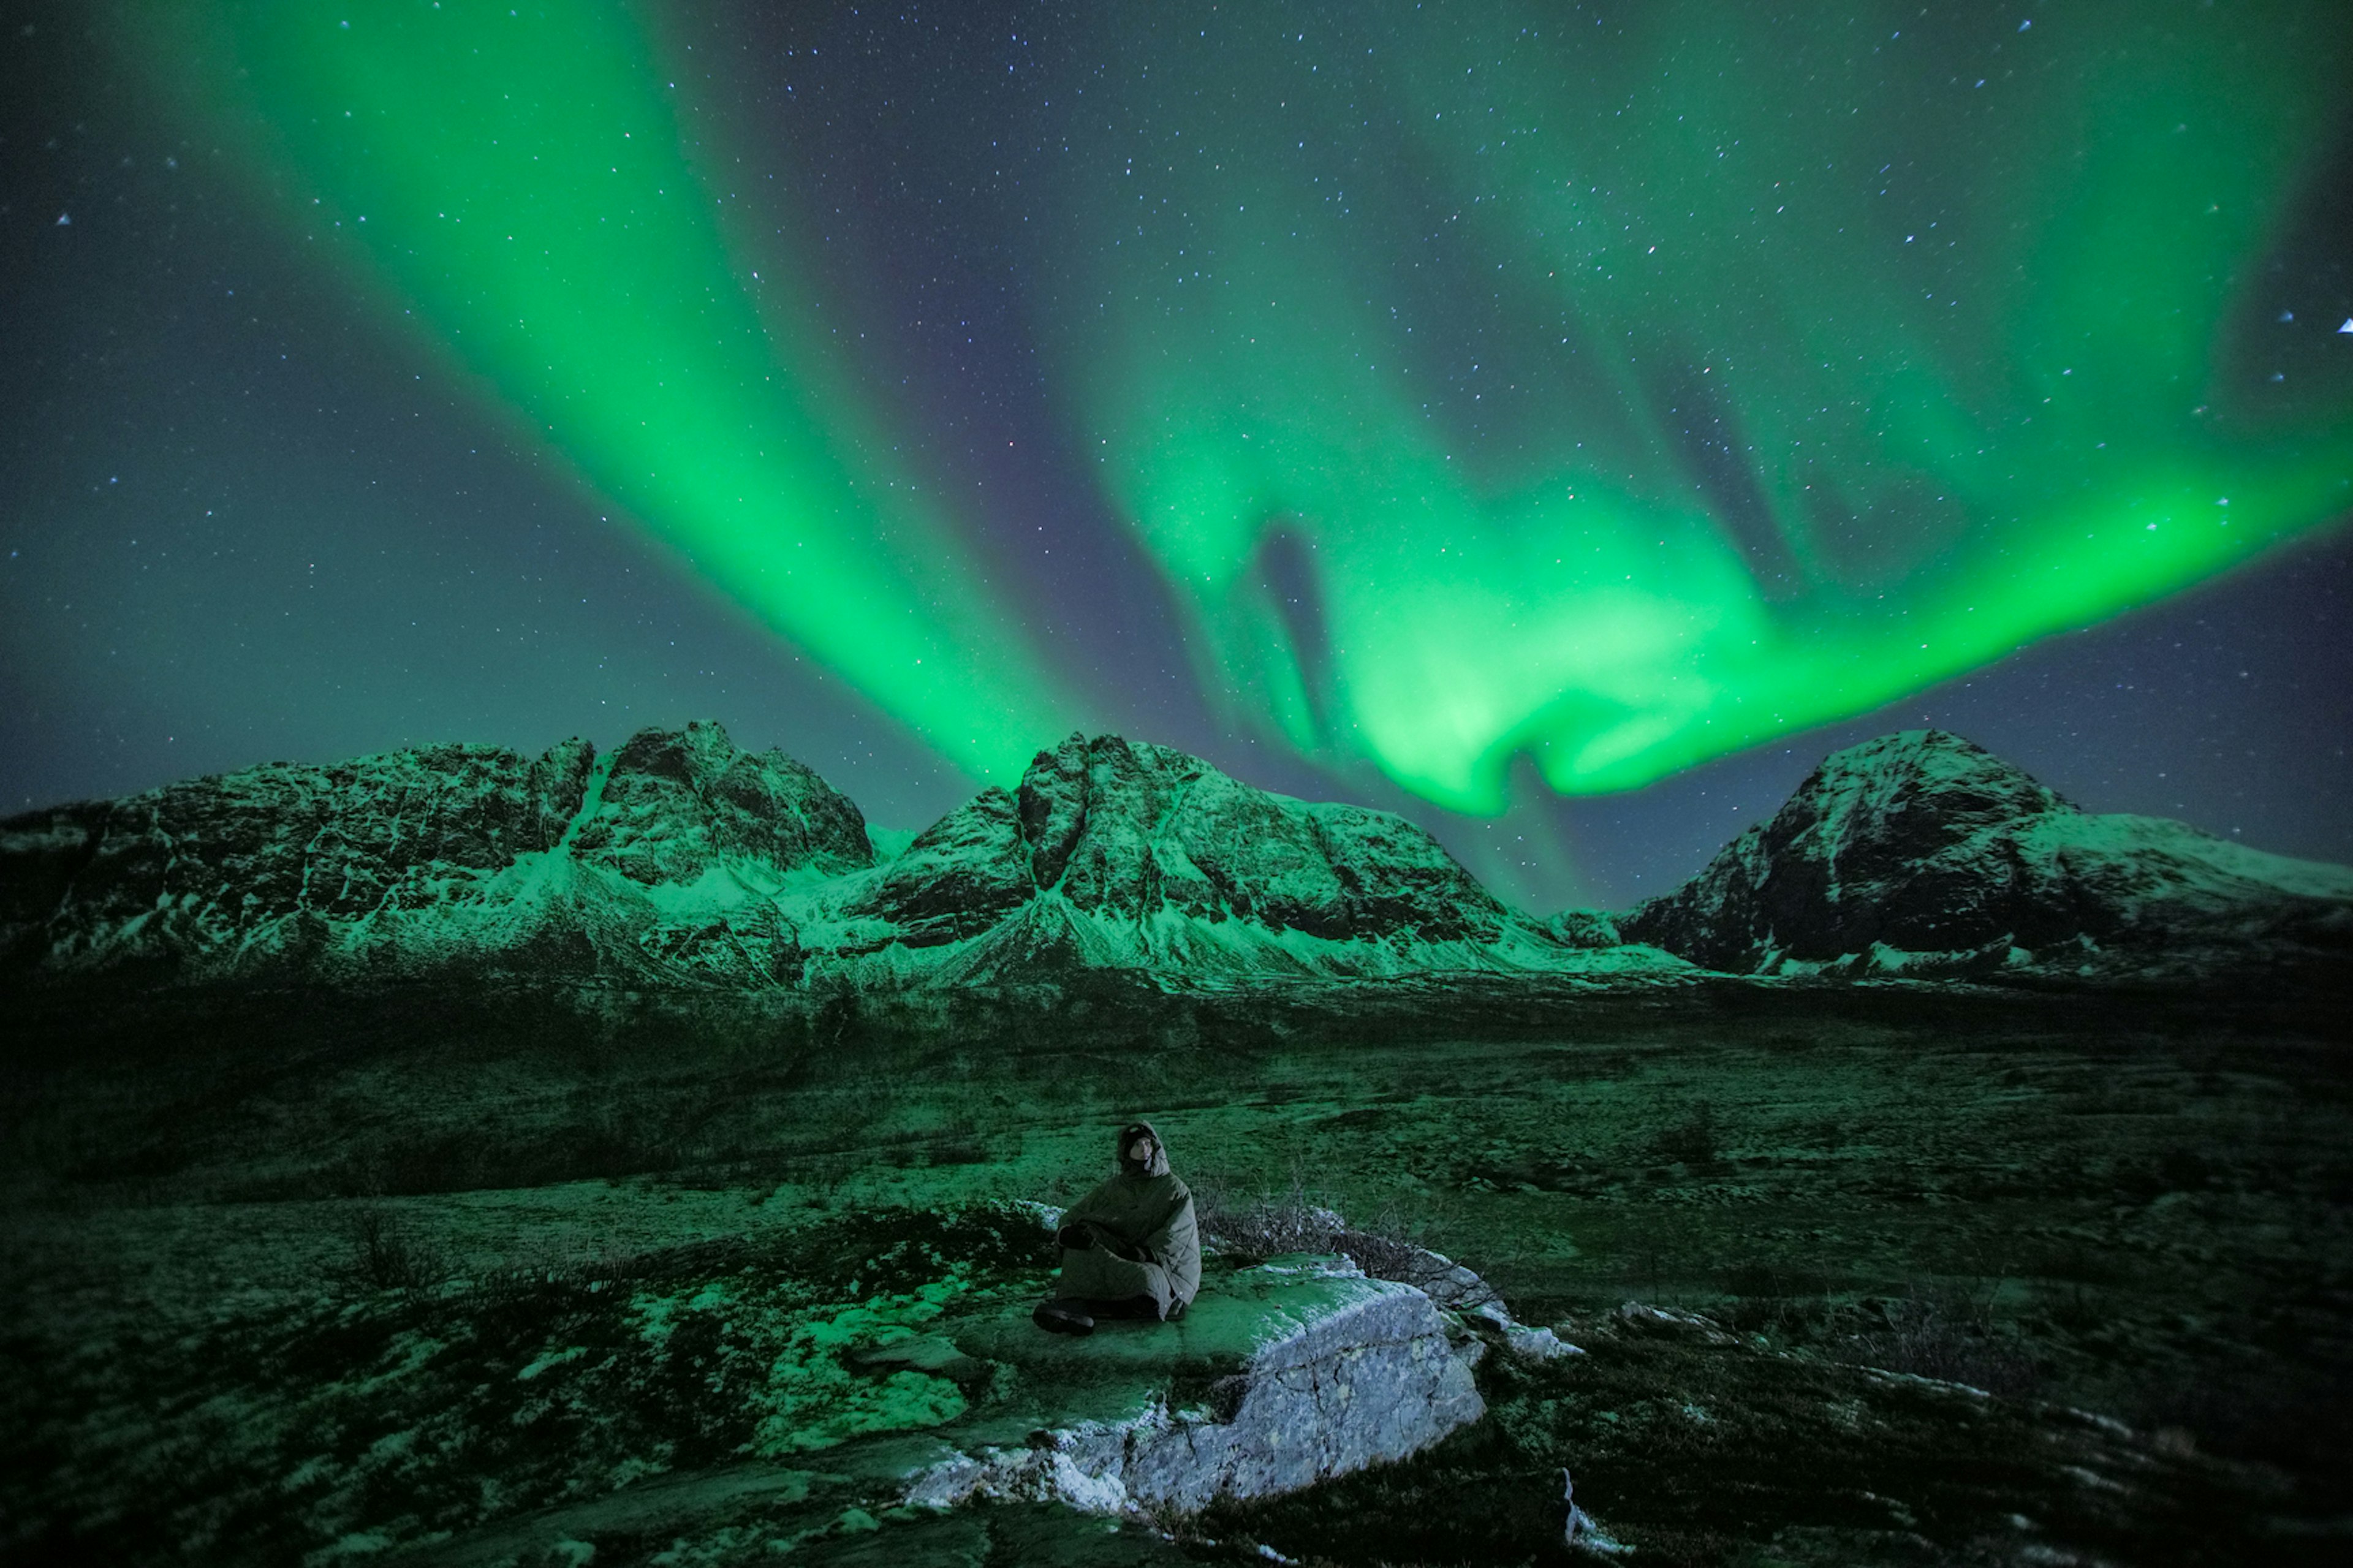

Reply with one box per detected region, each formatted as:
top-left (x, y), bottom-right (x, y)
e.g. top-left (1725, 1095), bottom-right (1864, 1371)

top-left (1033, 1300), bottom-right (1095, 1336)
top-left (1167, 1297), bottom-right (1188, 1323)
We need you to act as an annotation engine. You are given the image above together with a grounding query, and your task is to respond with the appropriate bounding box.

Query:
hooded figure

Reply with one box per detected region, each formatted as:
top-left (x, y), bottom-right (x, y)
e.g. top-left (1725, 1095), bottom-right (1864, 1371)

top-left (1032, 1120), bottom-right (1201, 1336)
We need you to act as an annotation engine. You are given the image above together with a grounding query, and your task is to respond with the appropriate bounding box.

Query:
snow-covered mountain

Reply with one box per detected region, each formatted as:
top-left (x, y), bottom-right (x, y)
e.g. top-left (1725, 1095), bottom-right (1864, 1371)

top-left (0, 724), bottom-right (1670, 992)
top-left (1621, 730), bottom-right (2353, 981)
top-left (7, 724), bottom-right (2341, 996)
top-left (797, 732), bottom-right (1631, 987)
top-left (0, 723), bottom-right (862, 989)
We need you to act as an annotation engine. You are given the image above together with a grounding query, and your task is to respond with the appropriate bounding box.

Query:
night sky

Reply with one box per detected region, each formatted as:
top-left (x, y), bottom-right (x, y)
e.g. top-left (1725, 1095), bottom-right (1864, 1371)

top-left (4, 0), bottom-right (2349, 912)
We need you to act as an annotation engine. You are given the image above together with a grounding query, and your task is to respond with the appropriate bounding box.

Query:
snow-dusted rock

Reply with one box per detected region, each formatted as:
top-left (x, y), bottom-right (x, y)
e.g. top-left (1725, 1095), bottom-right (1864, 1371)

top-left (1621, 729), bottom-right (2353, 980)
top-left (797, 732), bottom-right (1680, 987)
top-left (902, 1253), bottom-right (1485, 1514)
top-left (1015, 732), bottom-right (1504, 942)
top-left (380, 1246), bottom-right (1495, 1564)
top-left (567, 721), bottom-right (871, 887)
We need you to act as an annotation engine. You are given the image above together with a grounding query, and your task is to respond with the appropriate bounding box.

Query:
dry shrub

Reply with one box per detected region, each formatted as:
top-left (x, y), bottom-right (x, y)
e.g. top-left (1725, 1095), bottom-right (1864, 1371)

top-left (1834, 1282), bottom-right (2040, 1399)
top-left (347, 1207), bottom-right (448, 1292)
top-left (1194, 1172), bottom-right (1347, 1260)
top-left (1192, 1174), bottom-right (1450, 1294)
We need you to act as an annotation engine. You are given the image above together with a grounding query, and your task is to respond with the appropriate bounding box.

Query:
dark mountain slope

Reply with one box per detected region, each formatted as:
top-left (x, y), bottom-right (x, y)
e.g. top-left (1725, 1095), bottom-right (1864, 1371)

top-left (1621, 730), bottom-right (2353, 980)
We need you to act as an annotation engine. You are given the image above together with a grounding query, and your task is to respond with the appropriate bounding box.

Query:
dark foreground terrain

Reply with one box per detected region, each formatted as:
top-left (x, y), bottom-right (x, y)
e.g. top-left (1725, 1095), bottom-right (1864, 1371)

top-left (2, 980), bottom-right (2348, 1565)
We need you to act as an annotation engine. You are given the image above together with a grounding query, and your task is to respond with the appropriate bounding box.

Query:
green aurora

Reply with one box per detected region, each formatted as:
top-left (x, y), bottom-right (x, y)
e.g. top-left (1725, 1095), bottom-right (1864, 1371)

top-left (139, 0), bottom-right (1089, 781)
top-left (1037, 1), bottom-right (2353, 808)
top-left (134, 0), bottom-right (2352, 812)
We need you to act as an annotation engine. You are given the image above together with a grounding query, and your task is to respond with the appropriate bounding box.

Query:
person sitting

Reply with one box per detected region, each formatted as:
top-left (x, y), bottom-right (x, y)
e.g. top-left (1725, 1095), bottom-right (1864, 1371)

top-left (1032, 1119), bottom-right (1200, 1336)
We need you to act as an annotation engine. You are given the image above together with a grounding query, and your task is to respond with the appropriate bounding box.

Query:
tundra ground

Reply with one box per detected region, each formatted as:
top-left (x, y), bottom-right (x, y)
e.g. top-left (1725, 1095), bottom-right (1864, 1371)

top-left (2, 982), bottom-right (2346, 1564)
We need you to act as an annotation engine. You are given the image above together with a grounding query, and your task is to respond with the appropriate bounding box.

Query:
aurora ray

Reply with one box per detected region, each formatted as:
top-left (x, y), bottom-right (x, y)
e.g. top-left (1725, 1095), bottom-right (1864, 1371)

top-left (1028, 0), bottom-right (2353, 809)
top-left (134, 0), bottom-right (1086, 780)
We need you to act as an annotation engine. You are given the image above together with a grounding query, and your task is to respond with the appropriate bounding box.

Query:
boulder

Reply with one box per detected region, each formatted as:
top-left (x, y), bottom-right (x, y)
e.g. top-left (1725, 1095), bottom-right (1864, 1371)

top-left (905, 1253), bottom-right (1487, 1514)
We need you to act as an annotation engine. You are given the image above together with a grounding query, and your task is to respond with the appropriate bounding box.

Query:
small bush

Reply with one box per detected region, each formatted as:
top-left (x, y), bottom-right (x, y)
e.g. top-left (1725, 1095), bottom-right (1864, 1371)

top-left (1194, 1173), bottom-right (1347, 1260)
top-left (347, 1207), bottom-right (448, 1292)
top-left (1833, 1282), bottom-right (2040, 1399)
top-left (1192, 1178), bottom-right (1457, 1298)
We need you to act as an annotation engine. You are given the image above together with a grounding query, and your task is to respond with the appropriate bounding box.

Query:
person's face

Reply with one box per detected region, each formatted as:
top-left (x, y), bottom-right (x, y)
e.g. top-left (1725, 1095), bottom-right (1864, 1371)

top-left (1127, 1137), bottom-right (1155, 1165)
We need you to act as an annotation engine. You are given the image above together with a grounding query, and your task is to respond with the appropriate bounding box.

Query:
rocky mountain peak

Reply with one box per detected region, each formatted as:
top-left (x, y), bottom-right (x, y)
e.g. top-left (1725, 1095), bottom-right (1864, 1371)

top-left (1017, 733), bottom-right (1212, 901)
top-left (827, 732), bottom-right (1540, 969)
top-left (2, 716), bottom-right (1628, 993)
top-left (569, 720), bottom-right (872, 886)
top-left (1013, 732), bottom-right (1192, 892)
top-left (0, 738), bottom-right (596, 980)
top-left (1623, 729), bottom-right (2352, 977)
top-left (1778, 730), bottom-right (2069, 862)
top-left (31, 717), bottom-right (2330, 997)
top-left (1018, 732), bottom-right (1511, 939)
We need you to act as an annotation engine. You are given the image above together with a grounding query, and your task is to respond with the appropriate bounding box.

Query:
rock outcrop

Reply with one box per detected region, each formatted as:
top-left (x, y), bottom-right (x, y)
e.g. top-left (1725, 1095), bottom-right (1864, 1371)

top-left (905, 1252), bottom-right (1488, 1515)
top-left (1621, 729), bottom-right (2353, 980)
top-left (407, 1251), bottom-right (1496, 1564)
top-left (8, 1191), bottom-right (1516, 1567)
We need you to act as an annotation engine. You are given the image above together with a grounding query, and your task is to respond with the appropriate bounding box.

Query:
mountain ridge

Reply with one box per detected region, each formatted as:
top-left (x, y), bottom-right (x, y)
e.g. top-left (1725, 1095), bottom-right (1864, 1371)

top-left (3, 723), bottom-right (2344, 996)
top-left (0, 724), bottom-right (1667, 993)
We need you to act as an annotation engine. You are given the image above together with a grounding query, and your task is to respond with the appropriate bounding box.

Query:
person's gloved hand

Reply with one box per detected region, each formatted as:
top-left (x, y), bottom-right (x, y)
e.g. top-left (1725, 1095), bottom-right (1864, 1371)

top-left (1056, 1224), bottom-right (1094, 1251)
